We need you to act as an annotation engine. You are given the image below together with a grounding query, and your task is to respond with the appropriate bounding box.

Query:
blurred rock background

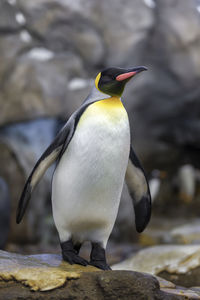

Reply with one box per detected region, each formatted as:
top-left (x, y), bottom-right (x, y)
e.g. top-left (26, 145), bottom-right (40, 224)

top-left (0, 0), bottom-right (200, 267)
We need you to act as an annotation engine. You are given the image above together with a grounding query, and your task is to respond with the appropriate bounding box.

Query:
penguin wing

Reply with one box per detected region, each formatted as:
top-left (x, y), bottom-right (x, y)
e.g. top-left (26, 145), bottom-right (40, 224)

top-left (16, 122), bottom-right (73, 224)
top-left (125, 145), bottom-right (151, 232)
top-left (16, 103), bottom-right (90, 224)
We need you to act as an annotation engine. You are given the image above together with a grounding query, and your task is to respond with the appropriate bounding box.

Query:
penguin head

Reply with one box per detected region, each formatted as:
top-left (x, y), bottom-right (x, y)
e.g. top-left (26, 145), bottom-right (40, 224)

top-left (95, 66), bottom-right (147, 97)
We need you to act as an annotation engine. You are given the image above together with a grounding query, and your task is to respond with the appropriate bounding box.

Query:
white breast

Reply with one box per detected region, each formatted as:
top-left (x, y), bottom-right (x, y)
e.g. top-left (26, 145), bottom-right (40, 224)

top-left (52, 98), bottom-right (130, 246)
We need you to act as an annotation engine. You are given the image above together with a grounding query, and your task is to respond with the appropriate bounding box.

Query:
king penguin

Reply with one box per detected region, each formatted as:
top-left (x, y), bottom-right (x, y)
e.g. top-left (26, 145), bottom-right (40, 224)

top-left (16, 66), bottom-right (151, 270)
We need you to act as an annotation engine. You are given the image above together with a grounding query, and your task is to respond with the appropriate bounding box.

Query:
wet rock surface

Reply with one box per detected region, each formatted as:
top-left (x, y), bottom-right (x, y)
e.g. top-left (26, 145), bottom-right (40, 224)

top-left (113, 245), bottom-right (200, 274)
top-left (113, 244), bottom-right (200, 292)
top-left (0, 250), bottom-right (193, 299)
top-left (159, 267), bottom-right (200, 289)
top-left (139, 217), bottom-right (200, 246)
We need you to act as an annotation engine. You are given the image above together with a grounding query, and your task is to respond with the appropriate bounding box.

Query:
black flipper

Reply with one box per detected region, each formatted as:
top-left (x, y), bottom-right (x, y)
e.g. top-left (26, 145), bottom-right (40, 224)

top-left (16, 124), bottom-right (71, 224)
top-left (125, 145), bottom-right (151, 233)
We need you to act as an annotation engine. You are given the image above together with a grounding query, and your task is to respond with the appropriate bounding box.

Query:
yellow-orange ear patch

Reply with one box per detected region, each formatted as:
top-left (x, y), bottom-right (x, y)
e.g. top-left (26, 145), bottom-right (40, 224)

top-left (95, 72), bottom-right (101, 91)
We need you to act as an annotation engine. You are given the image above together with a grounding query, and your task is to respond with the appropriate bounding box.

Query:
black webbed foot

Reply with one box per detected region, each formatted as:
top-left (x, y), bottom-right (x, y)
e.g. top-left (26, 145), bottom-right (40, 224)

top-left (89, 242), bottom-right (111, 270)
top-left (61, 239), bottom-right (88, 266)
top-left (89, 260), bottom-right (111, 270)
top-left (63, 251), bottom-right (88, 266)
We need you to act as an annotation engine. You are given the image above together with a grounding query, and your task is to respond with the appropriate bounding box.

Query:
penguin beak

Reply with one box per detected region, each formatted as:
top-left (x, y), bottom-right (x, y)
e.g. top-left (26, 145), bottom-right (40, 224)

top-left (116, 66), bottom-right (147, 82)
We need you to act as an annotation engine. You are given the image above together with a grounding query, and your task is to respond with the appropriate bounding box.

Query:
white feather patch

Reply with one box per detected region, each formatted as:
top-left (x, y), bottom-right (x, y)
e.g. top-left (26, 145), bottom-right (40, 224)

top-left (125, 160), bottom-right (147, 203)
top-left (31, 147), bottom-right (61, 187)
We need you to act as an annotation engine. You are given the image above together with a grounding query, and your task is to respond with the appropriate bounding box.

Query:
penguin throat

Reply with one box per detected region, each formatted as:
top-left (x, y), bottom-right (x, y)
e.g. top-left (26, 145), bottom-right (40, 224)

top-left (99, 80), bottom-right (126, 97)
top-left (78, 96), bottom-right (126, 128)
top-left (97, 97), bottom-right (123, 110)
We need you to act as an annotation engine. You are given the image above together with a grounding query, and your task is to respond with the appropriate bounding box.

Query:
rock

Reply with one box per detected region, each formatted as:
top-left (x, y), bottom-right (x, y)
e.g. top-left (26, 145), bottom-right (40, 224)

top-left (81, 0), bottom-right (154, 66)
top-left (112, 245), bottom-right (200, 274)
top-left (159, 267), bottom-right (200, 289)
top-left (0, 52), bottom-right (87, 125)
top-left (20, 0), bottom-right (153, 66)
top-left (18, 0), bottom-right (105, 66)
top-left (160, 287), bottom-right (200, 299)
top-left (0, 178), bottom-right (10, 249)
top-left (0, 0), bottom-right (20, 32)
top-left (170, 221), bottom-right (200, 244)
top-left (139, 218), bottom-right (200, 246)
top-left (156, 276), bottom-right (200, 299)
top-left (0, 0), bottom-right (153, 125)
top-left (0, 119), bottom-right (59, 243)
top-left (156, 276), bottom-right (176, 289)
top-left (0, 250), bottom-right (187, 299)
top-left (0, 142), bottom-right (26, 243)
top-left (112, 244), bottom-right (200, 289)
top-left (0, 0), bottom-right (91, 125)
top-left (126, 0), bottom-right (200, 172)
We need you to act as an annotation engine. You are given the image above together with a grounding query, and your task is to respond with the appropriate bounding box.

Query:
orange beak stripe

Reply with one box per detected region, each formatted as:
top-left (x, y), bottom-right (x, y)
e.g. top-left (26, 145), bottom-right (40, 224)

top-left (116, 71), bottom-right (137, 81)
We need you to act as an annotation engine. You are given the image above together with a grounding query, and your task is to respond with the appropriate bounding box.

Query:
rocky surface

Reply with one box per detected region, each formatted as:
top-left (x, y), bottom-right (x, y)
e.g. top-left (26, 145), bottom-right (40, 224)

top-left (0, 250), bottom-right (198, 299)
top-left (159, 268), bottom-right (200, 290)
top-left (112, 245), bottom-right (200, 273)
top-left (113, 244), bottom-right (200, 290)
top-left (139, 217), bottom-right (200, 246)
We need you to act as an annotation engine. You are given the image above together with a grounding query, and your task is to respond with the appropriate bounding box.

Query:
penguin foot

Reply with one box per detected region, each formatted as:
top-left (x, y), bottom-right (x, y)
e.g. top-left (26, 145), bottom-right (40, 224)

top-left (89, 260), bottom-right (111, 270)
top-left (63, 251), bottom-right (88, 266)
top-left (61, 239), bottom-right (88, 266)
top-left (89, 242), bottom-right (111, 271)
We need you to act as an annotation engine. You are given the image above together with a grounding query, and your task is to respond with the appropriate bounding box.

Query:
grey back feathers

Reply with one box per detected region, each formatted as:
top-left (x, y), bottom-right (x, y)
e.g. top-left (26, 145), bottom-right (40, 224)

top-left (83, 86), bottom-right (108, 104)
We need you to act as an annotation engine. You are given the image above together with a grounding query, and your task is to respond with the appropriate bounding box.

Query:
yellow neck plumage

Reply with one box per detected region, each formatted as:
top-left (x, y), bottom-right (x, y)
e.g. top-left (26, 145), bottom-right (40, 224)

top-left (95, 96), bottom-right (123, 110)
top-left (95, 72), bottom-right (102, 92)
top-left (79, 96), bottom-right (126, 127)
top-left (77, 73), bottom-right (127, 127)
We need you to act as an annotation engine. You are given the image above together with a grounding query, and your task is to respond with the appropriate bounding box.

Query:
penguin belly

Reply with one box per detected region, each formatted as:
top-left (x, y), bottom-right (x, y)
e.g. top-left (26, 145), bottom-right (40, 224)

top-left (52, 97), bottom-right (130, 247)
